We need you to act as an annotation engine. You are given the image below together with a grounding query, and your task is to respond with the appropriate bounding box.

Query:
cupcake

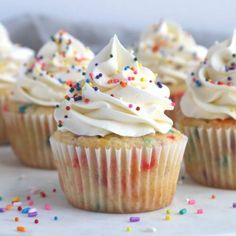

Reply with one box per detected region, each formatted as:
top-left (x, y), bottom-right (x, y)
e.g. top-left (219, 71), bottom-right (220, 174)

top-left (137, 20), bottom-right (207, 122)
top-left (178, 31), bottom-right (236, 189)
top-left (50, 35), bottom-right (187, 213)
top-left (0, 24), bottom-right (33, 145)
top-left (3, 30), bottom-right (94, 169)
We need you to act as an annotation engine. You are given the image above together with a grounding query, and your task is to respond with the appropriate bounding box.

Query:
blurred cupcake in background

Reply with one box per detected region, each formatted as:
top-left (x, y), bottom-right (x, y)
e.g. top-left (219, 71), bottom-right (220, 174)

top-left (137, 20), bottom-right (207, 122)
top-left (3, 30), bottom-right (94, 169)
top-left (0, 23), bottom-right (33, 145)
top-left (50, 35), bottom-right (187, 213)
top-left (178, 30), bottom-right (236, 189)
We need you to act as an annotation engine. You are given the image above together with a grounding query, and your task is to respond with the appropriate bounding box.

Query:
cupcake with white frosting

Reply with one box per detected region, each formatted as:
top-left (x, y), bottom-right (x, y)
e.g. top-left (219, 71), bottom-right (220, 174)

top-left (3, 30), bottom-right (94, 169)
top-left (0, 24), bottom-right (33, 145)
top-left (178, 30), bottom-right (236, 189)
top-left (50, 35), bottom-right (187, 213)
top-left (137, 20), bottom-right (207, 121)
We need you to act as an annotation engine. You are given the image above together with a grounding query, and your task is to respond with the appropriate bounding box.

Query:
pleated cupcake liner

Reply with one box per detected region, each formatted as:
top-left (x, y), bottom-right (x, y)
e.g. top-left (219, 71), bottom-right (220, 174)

top-left (50, 136), bottom-right (187, 213)
top-left (182, 126), bottom-right (236, 189)
top-left (3, 111), bottom-right (56, 169)
top-left (0, 96), bottom-right (8, 145)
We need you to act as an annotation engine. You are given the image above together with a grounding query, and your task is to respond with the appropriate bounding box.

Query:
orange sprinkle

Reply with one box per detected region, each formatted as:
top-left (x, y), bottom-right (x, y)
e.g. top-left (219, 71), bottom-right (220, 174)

top-left (17, 226), bottom-right (27, 232)
top-left (84, 98), bottom-right (90, 103)
top-left (120, 81), bottom-right (127, 88)
top-left (107, 79), bottom-right (113, 84)
top-left (5, 204), bottom-right (12, 211)
top-left (14, 217), bottom-right (20, 222)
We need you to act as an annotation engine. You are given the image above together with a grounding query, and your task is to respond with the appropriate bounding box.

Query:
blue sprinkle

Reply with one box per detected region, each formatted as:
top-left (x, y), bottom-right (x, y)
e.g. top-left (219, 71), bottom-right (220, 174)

top-left (85, 79), bottom-right (90, 83)
top-left (18, 105), bottom-right (30, 113)
top-left (195, 80), bottom-right (202, 87)
top-left (124, 66), bottom-right (130, 70)
top-left (54, 216), bottom-right (58, 221)
top-left (157, 81), bottom-right (163, 88)
top-left (22, 207), bottom-right (31, 214)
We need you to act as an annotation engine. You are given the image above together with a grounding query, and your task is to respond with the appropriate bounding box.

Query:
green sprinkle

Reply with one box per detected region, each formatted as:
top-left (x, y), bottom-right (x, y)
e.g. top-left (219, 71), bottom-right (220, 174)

top-left (143, 137), bottom-right (152, 145)
top-left (168, 129), bottom-right (175, 134)
top-left (0, 196), bottom-right (2, 201)
top-left (18, 104), bottom-right (31, 113)
top-left (179, 208), bottom-right (187, 215)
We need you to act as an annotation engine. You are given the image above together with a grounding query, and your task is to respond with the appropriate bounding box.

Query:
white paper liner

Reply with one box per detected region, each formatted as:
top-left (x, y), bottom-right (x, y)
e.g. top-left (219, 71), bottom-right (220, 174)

top-left (3, 111), bottom-right (56, 169)
top-left (183, 126), bottom-right (236, 189)
top-left (0, 96), bottom-right (8, 145)
top-left (50, 136), bottom-right (187, 213)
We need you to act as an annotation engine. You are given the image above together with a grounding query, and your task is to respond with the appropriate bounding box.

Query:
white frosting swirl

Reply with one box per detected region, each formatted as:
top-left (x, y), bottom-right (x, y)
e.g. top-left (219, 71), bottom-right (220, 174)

top-left (138, 20), bottom-right (207, 85)
top-left (0, 24), bottom-right (34, 90)
top-left (181, 30), bottom-right (236, 120)
top-left (55, 35), bottom-right (174, 137)
top-left (12, 31), bottom-right (94, 106)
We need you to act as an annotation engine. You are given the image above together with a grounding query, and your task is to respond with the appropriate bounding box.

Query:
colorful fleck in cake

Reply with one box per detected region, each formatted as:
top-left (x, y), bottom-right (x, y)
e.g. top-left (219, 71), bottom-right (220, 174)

top-left (50, 35), bottom-right (187, 213)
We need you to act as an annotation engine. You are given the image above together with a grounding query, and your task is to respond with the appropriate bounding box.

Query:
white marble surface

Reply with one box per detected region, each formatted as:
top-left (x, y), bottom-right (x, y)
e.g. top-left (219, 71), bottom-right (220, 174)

top-left (0, 146), bottom-right (236, 236)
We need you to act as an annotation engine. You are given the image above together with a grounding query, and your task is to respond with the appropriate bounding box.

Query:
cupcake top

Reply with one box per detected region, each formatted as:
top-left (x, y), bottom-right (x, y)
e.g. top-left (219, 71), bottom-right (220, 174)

top-left (180, 31), bottom-right (236, 120)
top-left (0, 24), bottom-right (34, 90)
top-left (11, 31), bottom-right (94, 106)
top-left (137, 20), bottom-right (207, 85)
top-left (54, 35), bottom-right (174, 137)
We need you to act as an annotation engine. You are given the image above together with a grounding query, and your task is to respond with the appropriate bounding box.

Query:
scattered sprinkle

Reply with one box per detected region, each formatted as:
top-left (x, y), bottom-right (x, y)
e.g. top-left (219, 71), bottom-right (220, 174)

top-left (126, 226), bottom-right (132, 232)
top-left (179, 208), bottom-right (187, 215)
top-left (129, 216), bottom-right (140, 222)
top-left (14, 217), bottom-right (20, 222)
top-left (34, 219), bottom-right (39, 224)
top-left (188, 199), bottom-right (196, 205)
top-left (16, 226), bottom-right (27, 232)
top-left (165, 215), bottom-right (172, 221)
top-left (44, 203), bottom-right (52, 211)
top-left (196, 209), bottom-right (204, 214)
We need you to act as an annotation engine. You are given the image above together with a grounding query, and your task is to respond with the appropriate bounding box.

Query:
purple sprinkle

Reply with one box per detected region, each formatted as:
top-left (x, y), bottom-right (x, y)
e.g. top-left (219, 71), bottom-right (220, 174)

top-left (232, 203), bottom-right (236, 208)
top-left (28, 212), bottom-right (38, 217)
top-left (0, 208), bottom-right (5, 213)
top-left (129, 217), bottom-right (140, 222)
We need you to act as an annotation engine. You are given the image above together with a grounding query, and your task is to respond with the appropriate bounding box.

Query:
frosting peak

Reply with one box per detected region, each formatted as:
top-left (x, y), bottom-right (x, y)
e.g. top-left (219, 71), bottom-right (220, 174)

top-left (137, 20), bottom-right (207, 85)
top-left (54, 35), bottom-right (174, 137)
top-left (12, 31), bottom-right (94, 106)
top-left (181, 31), bottom-right (236, 120)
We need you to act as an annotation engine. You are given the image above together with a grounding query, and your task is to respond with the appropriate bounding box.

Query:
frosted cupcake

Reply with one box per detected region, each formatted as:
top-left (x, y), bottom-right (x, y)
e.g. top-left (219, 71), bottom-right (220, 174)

top-left (3, 31), bottom-right (94, 169)
top-left (0, 24), bottom-right (33, 145)
top-left (178, 31), bottom-right (236, 189)
top-left (137, 20), bottom-right (207, 121)
top-left (50, 35), bottom-right (187, 213)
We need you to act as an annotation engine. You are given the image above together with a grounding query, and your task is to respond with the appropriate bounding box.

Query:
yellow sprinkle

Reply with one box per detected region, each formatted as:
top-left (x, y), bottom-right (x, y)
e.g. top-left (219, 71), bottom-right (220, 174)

top-left (126, 226), bottom-right (132, 232)
top-left (165, 215), bottom-right (172, 221)
top-left (140, 77), bottom-right (145, 82)
top-left (12, 196), bottom-right (20, 202)
top-left (154, 73), bottom-right (158, 77)
top-left (138, 63), bottom-right (143, 67)
top-left (166, 209), bottom-right (171, 214)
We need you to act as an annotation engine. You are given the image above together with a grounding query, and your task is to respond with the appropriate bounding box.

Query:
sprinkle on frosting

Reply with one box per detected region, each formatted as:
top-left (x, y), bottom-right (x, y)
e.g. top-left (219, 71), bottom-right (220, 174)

top-left (54, 35), bottom-right (174, 137)
top-left (181, 30), bottom-right (236, 120)
top-left (137, 20), bottom-right (207, 85)
top-left (11, 31), bottom-right (94, 106)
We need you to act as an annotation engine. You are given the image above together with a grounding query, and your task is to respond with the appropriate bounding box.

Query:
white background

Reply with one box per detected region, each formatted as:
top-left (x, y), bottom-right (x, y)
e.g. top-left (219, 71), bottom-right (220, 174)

top-left (0, 0), bottom-right (235, 34)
